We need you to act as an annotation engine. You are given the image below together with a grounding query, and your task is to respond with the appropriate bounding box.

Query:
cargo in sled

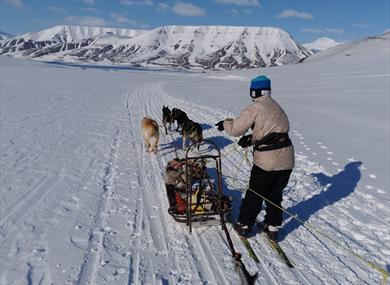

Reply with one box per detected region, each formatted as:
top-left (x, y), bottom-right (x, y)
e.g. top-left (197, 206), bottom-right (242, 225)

top-left (164, 140), bottom-right (232, 233)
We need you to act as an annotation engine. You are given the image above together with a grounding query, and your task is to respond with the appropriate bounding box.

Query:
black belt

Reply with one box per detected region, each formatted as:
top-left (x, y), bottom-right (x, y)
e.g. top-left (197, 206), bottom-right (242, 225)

top-left (253, 132), bottom-right (292, 152)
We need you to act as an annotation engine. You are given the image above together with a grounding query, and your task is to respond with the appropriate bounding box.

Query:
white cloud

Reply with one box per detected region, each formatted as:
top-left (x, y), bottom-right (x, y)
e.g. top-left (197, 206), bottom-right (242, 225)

top-left (119, 0), bottom-right (153, 6)
top-left (81, 0), bottom-right (95, 5)
top-left (4, 0), bottom-right (23, 9)
top-left (80, 7), bottom-right (99, 13)
top-left (324, 28), bottom-right (344, 35)
top-left (384, 28), bottom-right (390, 33)
top-left (353, 24), bottom-right (370, 29)
top-left (172, 2), bottom-right (206, 16)
top-left (156, 2), bottom-right (170, 12)
top-left (214, 0), bottom-right (259, 6)
top-left (155, 2), bottom-right (205, 17)
top-left (229, 8), bottom-right (240, 16)
top-left (109, 12), bottom-right (131, 24)
top-left (64, 16), bottom-right (107, 26)
top-left (300, 28), bottom-right (344, 35)
top-left (48, 6), bottom-right (67, 14)
top-left (276, 9), bottom-right (313, 20)
top-left (109, 12), bottom-right (149, 28)
top-left (300, 28), bottom-right (322, 33)
top-left (115, 16), bottom-right (130, 23)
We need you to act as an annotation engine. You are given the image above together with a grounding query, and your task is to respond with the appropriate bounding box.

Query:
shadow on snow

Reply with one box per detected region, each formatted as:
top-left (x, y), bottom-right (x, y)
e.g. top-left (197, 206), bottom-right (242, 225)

top-left (207, 136), bottom-right (234, 150)
top-left (280, 161), bottom-right (362, 241)
top-left (207, 167), bottom-right (243, 217)
top-left (200, 123), bottom-right (212, 131)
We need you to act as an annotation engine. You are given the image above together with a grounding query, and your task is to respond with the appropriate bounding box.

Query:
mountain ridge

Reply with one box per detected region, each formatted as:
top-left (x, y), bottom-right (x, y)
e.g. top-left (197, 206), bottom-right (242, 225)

top-left (0, 25), bottom-right (312, 70)
top-left (0, 31), bottom-right (13, 41)
top-left (16, 25), bottom-right (147, 42)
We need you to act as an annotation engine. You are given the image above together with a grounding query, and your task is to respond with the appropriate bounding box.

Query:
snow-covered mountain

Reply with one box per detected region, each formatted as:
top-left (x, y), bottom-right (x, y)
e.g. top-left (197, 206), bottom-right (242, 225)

top-left (0, 31), bottom-right (12, 41)
top-left (305, 32), bottom-right (390, 62)
top-left (303, 37), bottom-right (342, 52)
top-left (0, 25), bottom-right (312, 70)
top-left (16, 25), bottom-right (146, 43)
top-left (0, 25), bottom-right (147, 60)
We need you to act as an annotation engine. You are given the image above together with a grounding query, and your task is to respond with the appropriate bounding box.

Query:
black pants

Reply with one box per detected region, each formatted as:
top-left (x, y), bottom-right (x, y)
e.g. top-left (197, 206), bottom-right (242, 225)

top-left (238, 165), bottom-right (292, 227)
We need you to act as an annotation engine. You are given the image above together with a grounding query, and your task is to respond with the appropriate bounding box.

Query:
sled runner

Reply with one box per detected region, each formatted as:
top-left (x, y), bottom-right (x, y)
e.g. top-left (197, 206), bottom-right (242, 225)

top-left (165, 140), bottom-right (232, 233)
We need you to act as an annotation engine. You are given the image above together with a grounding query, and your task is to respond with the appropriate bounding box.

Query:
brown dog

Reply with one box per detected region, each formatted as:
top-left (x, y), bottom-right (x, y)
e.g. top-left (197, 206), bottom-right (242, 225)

top-left (181, 119), bottom-right (203, 149)
top-left (141, 117), bottom-right (159, 153)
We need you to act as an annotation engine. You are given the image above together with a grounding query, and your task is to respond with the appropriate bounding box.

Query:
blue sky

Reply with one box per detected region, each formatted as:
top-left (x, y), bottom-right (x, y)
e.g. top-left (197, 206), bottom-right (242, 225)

top-left (1, 0), bottom-right (389, 43)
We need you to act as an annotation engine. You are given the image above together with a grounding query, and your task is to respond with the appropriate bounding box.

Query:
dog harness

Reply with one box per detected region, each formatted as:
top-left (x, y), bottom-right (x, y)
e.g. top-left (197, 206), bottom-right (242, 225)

top-left (253, 132), bottom-right (292, 152)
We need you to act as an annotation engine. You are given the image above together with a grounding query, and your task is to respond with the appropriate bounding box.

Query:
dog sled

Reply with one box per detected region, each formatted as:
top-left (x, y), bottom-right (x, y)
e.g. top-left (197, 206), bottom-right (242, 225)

top-left (164, 140), bottom-right (232, 233)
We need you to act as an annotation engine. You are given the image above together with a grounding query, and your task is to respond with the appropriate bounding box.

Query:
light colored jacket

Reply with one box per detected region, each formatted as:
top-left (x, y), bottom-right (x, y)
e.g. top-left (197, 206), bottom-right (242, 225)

top-left (223, 95), bottom-right (295, 171)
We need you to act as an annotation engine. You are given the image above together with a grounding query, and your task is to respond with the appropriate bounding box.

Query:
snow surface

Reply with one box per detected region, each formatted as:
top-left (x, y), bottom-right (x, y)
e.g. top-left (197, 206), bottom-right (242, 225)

top-left (0, 31), bottom-right (389, 285)
top-left (303, 37), bottom-right (342, 52)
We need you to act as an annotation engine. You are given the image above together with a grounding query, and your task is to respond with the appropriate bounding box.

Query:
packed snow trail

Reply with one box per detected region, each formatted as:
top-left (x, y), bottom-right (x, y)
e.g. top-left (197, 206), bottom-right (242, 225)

top-left (133, 82), bottom-right (388, 284)
top-left (1, 57), bottom-right (389, 284)
top-left (113, 81), bottom-right (388, 284)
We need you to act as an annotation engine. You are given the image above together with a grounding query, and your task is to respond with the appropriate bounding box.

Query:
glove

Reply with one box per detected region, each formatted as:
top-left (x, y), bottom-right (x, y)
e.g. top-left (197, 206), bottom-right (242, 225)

top-left (238, 134), bottom-right (253, 148)
top-left (215, 120), bottom-right (224, 132)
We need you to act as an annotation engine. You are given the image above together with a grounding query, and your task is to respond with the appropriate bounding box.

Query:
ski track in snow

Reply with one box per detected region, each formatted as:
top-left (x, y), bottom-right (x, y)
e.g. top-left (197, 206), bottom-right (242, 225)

top-left (1, 61), bottom-right (389, 284)
top-left (75, 127), bottom-right (121, 285)
top-left (75, 81), bottom-right (386, 285)
top-left (136, 82), bottom-right (387, 284)
top-left (132, 87), bottom-right (235, 284)
top-left (84, 82), bottom-right (387, 284)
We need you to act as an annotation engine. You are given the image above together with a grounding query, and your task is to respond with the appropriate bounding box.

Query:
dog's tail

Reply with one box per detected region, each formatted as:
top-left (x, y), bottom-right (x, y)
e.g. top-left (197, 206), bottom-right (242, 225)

top-left (152, 121), bottom-right (159, 131)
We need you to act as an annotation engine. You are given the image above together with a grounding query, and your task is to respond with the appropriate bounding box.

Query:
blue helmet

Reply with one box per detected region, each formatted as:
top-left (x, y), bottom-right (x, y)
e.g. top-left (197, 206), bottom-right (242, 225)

top-left (250, 75), bottom-right (271, 98)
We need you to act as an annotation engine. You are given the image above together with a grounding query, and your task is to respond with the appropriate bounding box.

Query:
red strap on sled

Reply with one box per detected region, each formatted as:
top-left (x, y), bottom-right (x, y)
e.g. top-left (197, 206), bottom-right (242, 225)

top-left (175, 193), bottom-right (186, 214)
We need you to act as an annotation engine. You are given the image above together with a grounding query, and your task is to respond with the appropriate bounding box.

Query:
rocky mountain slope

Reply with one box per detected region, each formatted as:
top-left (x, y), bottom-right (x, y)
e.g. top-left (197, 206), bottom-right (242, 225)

top-left (0, 25), bottom-right (312, 70)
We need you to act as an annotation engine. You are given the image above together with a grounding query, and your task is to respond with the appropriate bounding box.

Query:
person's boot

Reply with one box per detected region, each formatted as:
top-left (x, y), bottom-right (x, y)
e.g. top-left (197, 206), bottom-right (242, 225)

top-left (234, 222), bottom-right (252, 238)
top-left (263, 225), bottom-right (279, 242)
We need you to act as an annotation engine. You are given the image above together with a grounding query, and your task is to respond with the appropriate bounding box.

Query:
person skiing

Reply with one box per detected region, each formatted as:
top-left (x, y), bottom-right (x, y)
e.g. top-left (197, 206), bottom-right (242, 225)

top-left (215, 75), bottom-right (295, 242)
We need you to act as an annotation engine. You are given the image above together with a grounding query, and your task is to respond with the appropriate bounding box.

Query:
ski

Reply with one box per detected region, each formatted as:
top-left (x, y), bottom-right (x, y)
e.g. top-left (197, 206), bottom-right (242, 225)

top-left (240, 236), bottom-right (260, 263)
top-left (227, 214), bottom-right (260, 263)
top-left (262, 233), bottom-right (294, 268)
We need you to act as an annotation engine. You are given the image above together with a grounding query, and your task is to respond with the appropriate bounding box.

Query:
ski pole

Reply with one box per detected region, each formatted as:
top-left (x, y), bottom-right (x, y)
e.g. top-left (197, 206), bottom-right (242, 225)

top-left (220, 213), bottom-right (255, 285)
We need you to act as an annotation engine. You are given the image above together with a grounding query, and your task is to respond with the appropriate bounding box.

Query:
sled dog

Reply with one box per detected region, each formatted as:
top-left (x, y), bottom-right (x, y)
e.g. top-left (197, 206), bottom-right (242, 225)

top-left (181, 119), bottom-right (203, 149)
top-left (172, 108), bottom-right (188, 131)
top-left (141, 117), bottom-right (159, 153)
top-left (162, 105), bottom-right (173, 135)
